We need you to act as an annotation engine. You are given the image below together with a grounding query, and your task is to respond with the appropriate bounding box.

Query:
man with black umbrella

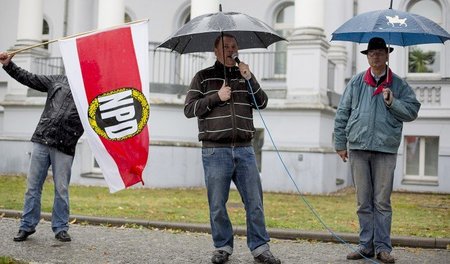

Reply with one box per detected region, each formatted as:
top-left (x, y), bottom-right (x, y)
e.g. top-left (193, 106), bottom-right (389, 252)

top-left (334, 37), bottom-right (421, 263)
top-left (184, 34), bottom-right (281, 264)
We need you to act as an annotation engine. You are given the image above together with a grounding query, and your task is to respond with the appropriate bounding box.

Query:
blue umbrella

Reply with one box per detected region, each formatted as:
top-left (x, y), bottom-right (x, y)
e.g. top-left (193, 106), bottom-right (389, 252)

top-left (331, 3), bottom-right (450, 46)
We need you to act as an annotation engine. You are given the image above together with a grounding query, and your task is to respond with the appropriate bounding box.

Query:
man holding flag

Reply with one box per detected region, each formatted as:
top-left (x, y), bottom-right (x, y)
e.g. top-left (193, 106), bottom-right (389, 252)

top-left (0, 51), bottom-right (83, 242)
top-left (1, 19), bottom-right (150, 242)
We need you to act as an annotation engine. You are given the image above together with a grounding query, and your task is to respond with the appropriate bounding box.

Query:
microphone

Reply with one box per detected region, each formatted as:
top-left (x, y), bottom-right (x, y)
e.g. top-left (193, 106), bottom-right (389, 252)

top-left (232, 53), bottom-right (251, 80)
top-left (231, 53), bottom-right (240, 64)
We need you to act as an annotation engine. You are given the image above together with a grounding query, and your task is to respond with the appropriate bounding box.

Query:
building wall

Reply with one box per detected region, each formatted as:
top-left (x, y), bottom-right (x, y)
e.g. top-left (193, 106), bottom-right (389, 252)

top-left (0, 0), bottom-right (449, 194)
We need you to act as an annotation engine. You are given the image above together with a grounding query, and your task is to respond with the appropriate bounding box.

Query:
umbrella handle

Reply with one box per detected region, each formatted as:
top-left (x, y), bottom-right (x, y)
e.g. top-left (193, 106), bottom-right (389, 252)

top-left (385, 42), bottom-right (391, 101)
top-left (220, 31), bottom-right (228, 84)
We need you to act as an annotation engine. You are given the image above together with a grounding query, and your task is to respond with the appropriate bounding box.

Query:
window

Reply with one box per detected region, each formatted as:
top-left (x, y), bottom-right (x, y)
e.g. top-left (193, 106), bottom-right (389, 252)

top-left (179, 6), bottom-right (191, 27)
top-left (273, 2), bottom-right (294, 76)
top-left (124, 12), bottom-right (132, 23)
top-left (183, 13), bottom-right (191, 25)
top-left (407, 0), bottom-right (443, 74)
top-left (80, 156), bottom-right (103, 179)
top-left (42, 19), bottom-right (49, 49)
top-left (403, 136), bottom-right (439, 184)
top-left (93, 157), bottom-right (101, 171)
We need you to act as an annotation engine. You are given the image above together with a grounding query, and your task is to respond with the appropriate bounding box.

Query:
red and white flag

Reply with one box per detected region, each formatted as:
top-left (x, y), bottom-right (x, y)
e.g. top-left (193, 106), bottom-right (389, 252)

top-left (59, 21), bottom-right (150, 193)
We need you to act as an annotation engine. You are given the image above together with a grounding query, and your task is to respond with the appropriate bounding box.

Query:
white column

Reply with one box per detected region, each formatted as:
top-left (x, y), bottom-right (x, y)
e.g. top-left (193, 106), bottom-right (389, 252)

top-left (15, 0), bottom-right (43, 47)
top-left (97, 0), bottom-right (124, 29)
top-left (295, 0), bottom-right (324, 28)
top-left (286, 0), bottom-right (329, 104)
top-left (190, 0), bottom-right (219, 19)
top-left (7, 0), bottom-right (47, 100)
top-left (66, 0), bottom-right (94, 36)
top-left (326, 0), bottom-right (348, 94)
top-left (190, 0), bottom-right (220, 67)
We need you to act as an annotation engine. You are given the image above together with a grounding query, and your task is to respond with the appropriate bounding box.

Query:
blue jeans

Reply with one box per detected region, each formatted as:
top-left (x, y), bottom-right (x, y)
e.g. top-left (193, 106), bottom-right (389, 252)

top-left (202, 146), bottom-right (270, 256)
top-left (20, 143), bottom-right (74, 234)
top-left (349, 150), bottom-right (397, 254)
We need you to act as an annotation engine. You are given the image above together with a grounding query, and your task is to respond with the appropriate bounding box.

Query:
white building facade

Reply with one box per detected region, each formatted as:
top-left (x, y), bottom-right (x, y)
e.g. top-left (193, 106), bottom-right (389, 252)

top-left (0, 0), bottom-right (449, 194)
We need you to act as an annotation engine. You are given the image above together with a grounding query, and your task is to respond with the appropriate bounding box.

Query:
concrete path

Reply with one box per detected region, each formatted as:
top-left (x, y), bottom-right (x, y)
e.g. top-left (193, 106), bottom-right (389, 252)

top-left (0, 217), bottom-right (448, 264)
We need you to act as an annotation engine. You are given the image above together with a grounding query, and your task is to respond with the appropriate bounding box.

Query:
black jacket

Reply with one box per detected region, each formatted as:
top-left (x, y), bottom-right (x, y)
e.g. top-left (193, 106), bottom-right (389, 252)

top-left (3, 62), bottom-right (84, 156)
top-left (184, 61), bottom-right (268, 147)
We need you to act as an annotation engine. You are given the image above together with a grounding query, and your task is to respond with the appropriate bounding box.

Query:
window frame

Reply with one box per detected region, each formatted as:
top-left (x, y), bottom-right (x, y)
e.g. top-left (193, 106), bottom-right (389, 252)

top-left (402, 135), bottom-right (439, 185)
top-left (405, 0), bottom-right (445, 76)
top-left (272, 1), bottom-right (295, 78)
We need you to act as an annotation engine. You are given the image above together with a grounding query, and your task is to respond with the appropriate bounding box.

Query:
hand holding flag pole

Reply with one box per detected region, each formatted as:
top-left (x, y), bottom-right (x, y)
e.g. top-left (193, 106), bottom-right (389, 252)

top-left (7, 19), bottom-right (149, 56)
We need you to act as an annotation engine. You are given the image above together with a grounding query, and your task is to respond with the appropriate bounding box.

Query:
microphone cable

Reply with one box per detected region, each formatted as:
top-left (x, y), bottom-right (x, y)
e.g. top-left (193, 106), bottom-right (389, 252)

top-left (244, 78), bottom-right (379, 264)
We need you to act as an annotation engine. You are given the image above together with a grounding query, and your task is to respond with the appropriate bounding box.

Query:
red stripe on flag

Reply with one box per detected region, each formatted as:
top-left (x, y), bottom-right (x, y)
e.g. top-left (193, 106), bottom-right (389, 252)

top-left (76, 27), bottom-right (148, 187)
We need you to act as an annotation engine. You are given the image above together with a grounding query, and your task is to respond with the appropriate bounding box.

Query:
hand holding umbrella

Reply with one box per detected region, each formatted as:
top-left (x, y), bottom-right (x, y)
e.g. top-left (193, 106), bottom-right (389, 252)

top-left (218, 82), bottom-right (231, 102)
top-left (383, 87), bottom-right (394, 106)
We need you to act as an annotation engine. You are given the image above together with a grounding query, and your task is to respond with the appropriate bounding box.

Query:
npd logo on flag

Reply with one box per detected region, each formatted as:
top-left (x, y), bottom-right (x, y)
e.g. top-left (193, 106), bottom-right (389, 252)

top-left (88, 87), bottom-right (149, 141)
top-left (59, 21), bottom-right (150, 193)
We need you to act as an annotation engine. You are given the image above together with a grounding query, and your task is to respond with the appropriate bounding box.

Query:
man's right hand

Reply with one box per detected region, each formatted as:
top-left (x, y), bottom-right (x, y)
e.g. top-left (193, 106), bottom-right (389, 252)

top-left (218, 82), bottom-right (231, 101)
top-left (0, 52), bottom-right (12, 66)
top-left (337, 150), bottom-right (348, 162)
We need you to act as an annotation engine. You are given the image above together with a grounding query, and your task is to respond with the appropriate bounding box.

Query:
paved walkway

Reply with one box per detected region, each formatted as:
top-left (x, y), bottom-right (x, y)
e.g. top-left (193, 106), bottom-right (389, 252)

top-left (1, 217), bottom-right (448, 264)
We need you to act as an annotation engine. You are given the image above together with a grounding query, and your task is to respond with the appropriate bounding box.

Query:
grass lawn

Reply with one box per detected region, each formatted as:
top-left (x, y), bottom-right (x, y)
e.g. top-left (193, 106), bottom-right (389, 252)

top-left (0, 174), bottom-right (448, 238)
top-left (0, 256), bottom-right (28, 264)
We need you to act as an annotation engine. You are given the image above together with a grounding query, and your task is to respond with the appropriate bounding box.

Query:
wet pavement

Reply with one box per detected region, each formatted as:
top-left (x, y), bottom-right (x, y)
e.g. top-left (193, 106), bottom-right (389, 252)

top-left (0, 217), bottom-right (448, 264)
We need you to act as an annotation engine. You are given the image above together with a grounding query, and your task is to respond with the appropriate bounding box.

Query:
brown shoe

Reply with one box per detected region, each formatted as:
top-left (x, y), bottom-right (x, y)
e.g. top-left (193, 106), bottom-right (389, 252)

top-left (346, 249), bottom-right (374, 260)
top-left (377, 252), bottom-right (395, 263)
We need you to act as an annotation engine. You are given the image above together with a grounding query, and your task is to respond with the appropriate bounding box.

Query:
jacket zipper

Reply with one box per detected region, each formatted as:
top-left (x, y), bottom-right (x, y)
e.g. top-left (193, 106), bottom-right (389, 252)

top-left (229, 67), bottom-right (237, 146)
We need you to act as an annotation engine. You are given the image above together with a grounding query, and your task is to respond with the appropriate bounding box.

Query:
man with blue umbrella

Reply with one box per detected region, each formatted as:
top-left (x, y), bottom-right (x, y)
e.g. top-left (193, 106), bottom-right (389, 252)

top-left (334, 37), bottom-right (421, 263)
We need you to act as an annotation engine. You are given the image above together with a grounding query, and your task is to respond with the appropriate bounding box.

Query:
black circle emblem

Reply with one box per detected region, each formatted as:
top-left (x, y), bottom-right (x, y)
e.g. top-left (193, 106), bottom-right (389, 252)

top-left (88, 87), bottom-right (149, 140)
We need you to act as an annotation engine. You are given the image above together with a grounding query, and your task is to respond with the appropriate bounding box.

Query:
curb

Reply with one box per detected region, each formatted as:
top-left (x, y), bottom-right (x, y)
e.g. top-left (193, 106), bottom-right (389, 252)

top-left (1, 209), bottom-right (448, 249)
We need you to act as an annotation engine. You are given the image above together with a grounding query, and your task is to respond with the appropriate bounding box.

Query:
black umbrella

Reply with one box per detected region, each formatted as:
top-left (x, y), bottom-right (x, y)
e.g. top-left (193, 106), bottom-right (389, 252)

top-left (157, 5), bottom-right (286, 54)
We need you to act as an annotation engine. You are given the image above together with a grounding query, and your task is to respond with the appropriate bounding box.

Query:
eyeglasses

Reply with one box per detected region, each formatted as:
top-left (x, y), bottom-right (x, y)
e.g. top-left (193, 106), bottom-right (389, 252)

top-left (367, 49), bottom-right (387, 57)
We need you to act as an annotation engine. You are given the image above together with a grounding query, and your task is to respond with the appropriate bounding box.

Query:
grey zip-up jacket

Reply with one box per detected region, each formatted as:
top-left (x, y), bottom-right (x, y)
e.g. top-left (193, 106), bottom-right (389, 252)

top-left (184, 61), bottom-right (268, 147)
top-left (334, 69), bottom-right (421, 154)
top-left (3, 62), bottom-right (84, 156)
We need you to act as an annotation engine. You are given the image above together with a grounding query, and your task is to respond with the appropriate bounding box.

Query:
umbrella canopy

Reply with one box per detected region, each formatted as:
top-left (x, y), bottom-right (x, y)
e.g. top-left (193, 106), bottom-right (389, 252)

top-left (331, 8), bottom-right (450, 46)
top-left (157, 10), bottom-right (286, 54)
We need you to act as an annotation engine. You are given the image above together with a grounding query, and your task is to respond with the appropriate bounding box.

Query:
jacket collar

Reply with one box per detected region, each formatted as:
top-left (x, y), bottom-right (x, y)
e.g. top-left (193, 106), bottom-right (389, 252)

top-left (364, 67), bottom-right (393, 96)
top-left (214, 60), bottom-right (238, 70)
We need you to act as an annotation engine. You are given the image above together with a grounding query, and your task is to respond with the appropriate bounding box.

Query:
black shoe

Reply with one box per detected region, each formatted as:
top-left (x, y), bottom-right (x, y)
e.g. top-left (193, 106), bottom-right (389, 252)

top-left (346, 249), bottom-right (375, 260)
top-left (55, 230), bottom-right (71, 242)
top-left (13, 229), bottom-right (36, 242)
top-left (254, 250), bottom-right (281, 264)
top-left (211, 250), bottom-right (230, 264)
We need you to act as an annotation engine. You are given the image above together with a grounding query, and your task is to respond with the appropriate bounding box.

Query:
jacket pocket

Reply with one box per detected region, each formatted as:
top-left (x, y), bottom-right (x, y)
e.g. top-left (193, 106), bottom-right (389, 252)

top-left (202, 147), bottom-right (215, 156)
top-left (376, 113), bottom-right (403, 148)
top-left (346, 112), bottom-right (368, 144)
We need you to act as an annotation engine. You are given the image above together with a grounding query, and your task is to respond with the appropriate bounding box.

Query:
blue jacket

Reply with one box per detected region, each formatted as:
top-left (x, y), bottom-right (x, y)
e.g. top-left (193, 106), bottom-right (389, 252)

top-left (334, 69), bottom-right (421, 154)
